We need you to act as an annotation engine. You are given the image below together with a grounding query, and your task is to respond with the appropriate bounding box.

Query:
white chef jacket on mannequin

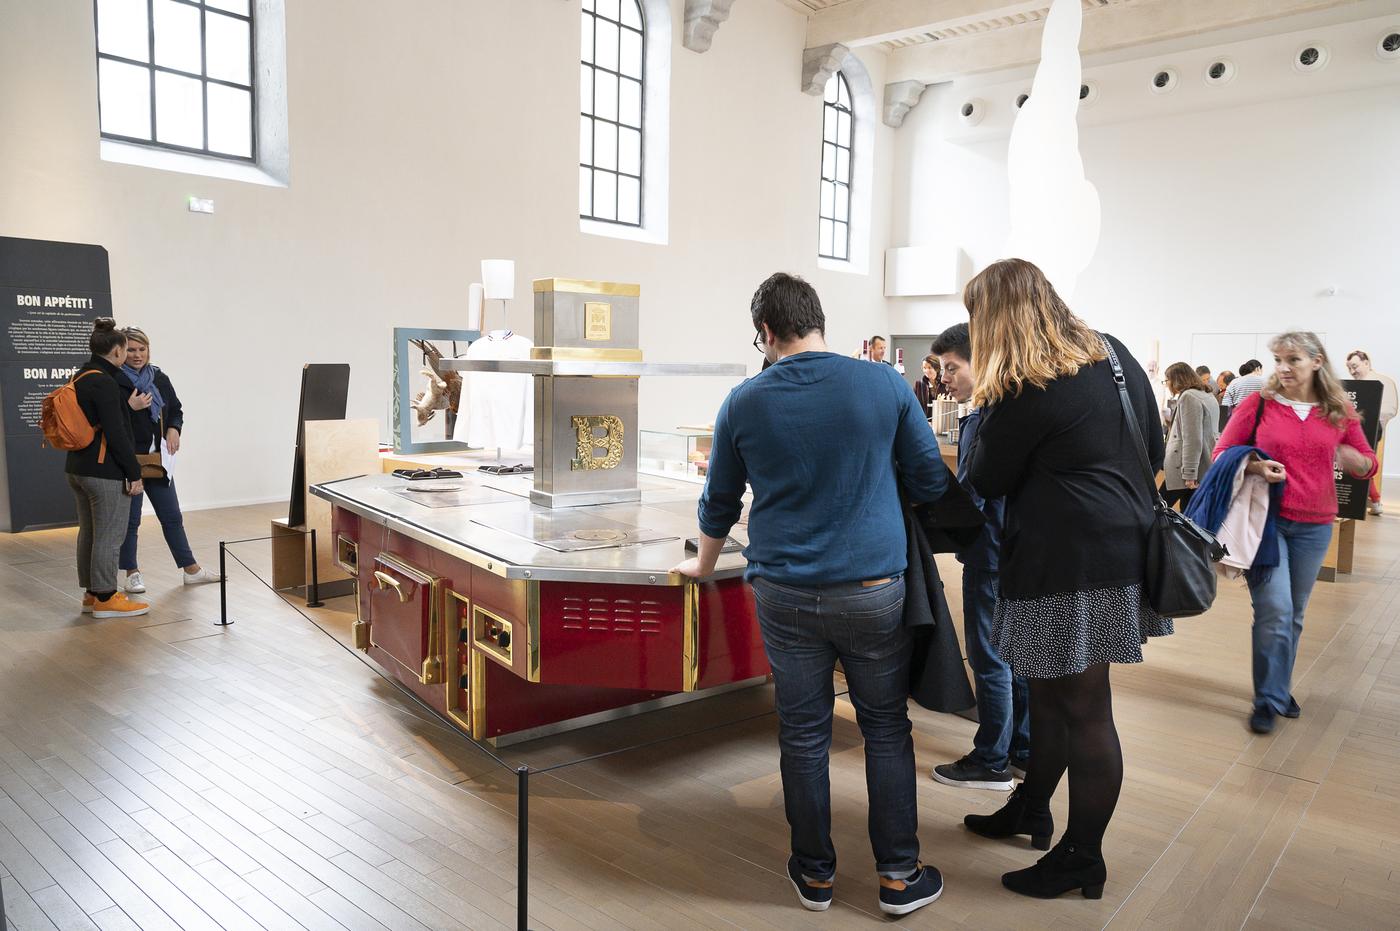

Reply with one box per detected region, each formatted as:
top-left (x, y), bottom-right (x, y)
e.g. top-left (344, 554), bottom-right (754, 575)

top-left (454, 331), bottom-right (534, 451)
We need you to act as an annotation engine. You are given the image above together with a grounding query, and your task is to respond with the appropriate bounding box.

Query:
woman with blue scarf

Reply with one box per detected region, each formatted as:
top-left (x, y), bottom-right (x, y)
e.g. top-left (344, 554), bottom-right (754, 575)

top-left (118, 327), bottom-right (220, 593)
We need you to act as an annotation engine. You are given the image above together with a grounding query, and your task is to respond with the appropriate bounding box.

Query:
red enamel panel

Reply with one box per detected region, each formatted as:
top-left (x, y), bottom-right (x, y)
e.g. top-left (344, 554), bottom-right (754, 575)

top-left (478, 658), bottom-right (670, 739)
top-left (536, 581), bottom-right (686, 691)
top-left (696, 578), bottom-right (769, 690)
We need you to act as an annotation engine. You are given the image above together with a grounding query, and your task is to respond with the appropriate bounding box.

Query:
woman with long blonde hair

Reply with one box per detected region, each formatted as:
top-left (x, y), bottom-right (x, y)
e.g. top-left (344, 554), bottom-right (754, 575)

top-left (1214, 332), bottom-right (1375, 734)
top-left (960, 259), bottom-right (1169, 900)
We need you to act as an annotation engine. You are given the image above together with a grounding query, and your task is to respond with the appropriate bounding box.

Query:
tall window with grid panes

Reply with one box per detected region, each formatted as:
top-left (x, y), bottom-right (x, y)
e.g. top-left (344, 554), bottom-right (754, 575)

top-left (580, 0), bottom-right (645, 227)
top-left (818, 72), bottom-right (853, 261)
top-left (94, 0), bottom-right (256, 161)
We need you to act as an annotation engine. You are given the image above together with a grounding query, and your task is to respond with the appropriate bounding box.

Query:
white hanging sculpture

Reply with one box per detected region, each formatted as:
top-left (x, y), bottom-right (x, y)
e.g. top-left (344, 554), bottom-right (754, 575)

top-left (1004, 0), bottom-right (1101, 300)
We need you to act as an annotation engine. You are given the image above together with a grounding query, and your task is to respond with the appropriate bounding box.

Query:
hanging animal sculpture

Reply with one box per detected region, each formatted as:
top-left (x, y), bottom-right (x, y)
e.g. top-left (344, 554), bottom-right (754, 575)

top-left (409, 339), bottom-right (464, 431)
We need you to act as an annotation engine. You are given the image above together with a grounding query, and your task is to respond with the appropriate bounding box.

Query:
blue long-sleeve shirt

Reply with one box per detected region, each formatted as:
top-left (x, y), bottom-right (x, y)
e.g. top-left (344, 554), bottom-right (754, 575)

top-left (697, 351), bottom-right (949, 585)
top-left (955, 408), bottom-right (1004, 572)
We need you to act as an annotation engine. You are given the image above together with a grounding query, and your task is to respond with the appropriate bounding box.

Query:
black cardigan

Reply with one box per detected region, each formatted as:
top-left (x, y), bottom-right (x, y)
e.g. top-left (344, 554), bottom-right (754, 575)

top-left (65, 355), bottom-right (142, 483)
top-left (122, 367), bottom-right (184, 455)
top-left (968, 334), bottom-right (1164, 599)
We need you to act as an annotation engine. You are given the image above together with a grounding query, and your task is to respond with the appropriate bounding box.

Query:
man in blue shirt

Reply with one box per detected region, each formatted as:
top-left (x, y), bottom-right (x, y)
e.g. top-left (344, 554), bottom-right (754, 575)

top-left (674, 273), bottom-right (950, 917)
top-left (929, 323), bottom-right (1029, 792)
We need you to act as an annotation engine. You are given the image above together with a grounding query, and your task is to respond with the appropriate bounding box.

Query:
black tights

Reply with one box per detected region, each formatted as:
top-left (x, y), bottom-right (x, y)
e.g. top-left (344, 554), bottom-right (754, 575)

top-left (1021, 662), bottom-right (1122, 849)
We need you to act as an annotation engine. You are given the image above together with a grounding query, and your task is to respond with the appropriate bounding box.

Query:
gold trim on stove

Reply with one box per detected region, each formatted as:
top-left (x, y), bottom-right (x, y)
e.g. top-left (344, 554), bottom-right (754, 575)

top-left (532, 277), bottom-right (640, 297)
top-left (351, 579), bottom-right (370, 651)
top-left (473, 605), bottom-right (515, 668)
top-left (334, 534), bottom-right (359, 575)
top-left (443, 589), bottom-right (473, 733)
top-left (471, 648), bottom-right (487, 740)
top-left (683, 583), bottom-right (700, 692)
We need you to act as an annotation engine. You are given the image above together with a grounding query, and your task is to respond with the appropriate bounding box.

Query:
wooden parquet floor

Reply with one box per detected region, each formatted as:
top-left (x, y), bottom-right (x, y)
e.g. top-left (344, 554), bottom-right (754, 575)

top-left (1, 498), bottom-right (1398, 930)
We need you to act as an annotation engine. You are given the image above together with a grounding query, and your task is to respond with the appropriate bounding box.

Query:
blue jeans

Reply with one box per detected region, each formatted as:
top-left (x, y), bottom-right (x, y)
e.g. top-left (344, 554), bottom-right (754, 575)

top-left (750, 575), bottom-right (918, 881)
top-left (1246, 518), bottom-right (1333, 714)
top-left (120, 480), bottom-right (196, 571)
top-left (963, 567), bottom-right (1030, 770)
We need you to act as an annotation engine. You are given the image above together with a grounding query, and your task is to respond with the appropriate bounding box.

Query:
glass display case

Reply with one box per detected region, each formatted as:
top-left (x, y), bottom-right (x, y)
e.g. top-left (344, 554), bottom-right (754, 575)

top-left (639, 428), bottom-right (714, 482)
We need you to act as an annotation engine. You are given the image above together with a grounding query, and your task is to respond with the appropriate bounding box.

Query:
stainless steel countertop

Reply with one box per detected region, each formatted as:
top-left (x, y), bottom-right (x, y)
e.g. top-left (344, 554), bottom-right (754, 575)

top-left (311, 470), bottom-right (750, 586)
top-left (439, 359), bottom-right (748, 377)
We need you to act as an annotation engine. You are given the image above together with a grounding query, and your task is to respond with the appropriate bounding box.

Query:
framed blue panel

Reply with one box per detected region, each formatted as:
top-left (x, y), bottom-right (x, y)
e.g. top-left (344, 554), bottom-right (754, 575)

top-left (393, 327), bottom-right (479, 454)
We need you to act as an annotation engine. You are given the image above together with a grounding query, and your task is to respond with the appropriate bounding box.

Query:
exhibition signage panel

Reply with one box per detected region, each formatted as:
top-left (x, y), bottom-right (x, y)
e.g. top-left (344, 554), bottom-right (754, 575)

top-left (1338, 379), bottom-right (1383, 521)
top-left (0, 237), bottom-right (112, 532)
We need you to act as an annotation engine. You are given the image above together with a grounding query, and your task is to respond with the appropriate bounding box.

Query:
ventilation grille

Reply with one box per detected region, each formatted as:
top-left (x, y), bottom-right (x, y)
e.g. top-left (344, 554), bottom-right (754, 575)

top-left (561, 595), bottom-right (666, 634)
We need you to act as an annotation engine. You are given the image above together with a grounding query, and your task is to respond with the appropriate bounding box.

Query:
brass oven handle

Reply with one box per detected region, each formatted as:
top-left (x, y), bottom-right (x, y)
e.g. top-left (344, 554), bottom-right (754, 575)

top-left (373, 571), bottom-right (408, 603)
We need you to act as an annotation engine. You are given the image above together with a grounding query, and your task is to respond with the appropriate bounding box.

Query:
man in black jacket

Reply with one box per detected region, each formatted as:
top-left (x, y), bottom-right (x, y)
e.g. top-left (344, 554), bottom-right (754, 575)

top-left (66, 319), bottom-right (149, 618)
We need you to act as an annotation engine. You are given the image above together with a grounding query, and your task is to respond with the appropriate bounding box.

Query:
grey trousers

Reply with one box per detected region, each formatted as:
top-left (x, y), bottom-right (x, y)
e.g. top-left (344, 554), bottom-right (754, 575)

top-left (68, 473), bottom-right (128, 595)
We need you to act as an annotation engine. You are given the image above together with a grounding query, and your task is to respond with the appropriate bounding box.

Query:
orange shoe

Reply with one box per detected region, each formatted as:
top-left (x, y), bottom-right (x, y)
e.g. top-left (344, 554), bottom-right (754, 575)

top-left (92, 592), bottom-right (150, 619)
top-left (81, 594), bottom-right (96, 614)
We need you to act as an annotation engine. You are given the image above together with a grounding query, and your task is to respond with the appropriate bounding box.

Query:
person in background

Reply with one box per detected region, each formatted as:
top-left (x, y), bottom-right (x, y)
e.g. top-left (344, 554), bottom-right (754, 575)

top-left (118, 327), bottom-right (220, 593)
top-left (961, 259), bottom-right (1168, 901)
top-left (67, 319), bottom-right (149, 619)
top-left (1196, 365), bottom-right (1216, 398)
top-left (1344, 350), bottom-right (1396, 515)
top-left (1216, 371), bottom-right (1235, 395)
top-left (1216, 333), bottom-right (1376, 734)
top-left (674, 273), bottom-right (949, 917)
top-left (870, 335), bottom-right (893, 366)
top-left (1161, 362), bottom-right (1219, 512)
top-left (929, 323), bottom-right (1028, 793)
top-left (916, 354), bottom-right (943, 417)
top-left (1222, 359), bottom-right (1267, 416)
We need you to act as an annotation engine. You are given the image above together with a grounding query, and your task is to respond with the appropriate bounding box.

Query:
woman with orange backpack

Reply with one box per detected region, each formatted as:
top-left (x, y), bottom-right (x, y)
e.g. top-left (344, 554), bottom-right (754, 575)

top-left (65, 318), bottom-right (149, 618)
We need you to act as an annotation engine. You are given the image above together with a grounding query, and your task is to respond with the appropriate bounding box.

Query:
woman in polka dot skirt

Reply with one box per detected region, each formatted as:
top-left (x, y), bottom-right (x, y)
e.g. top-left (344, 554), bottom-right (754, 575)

top-left (958, 259), bottom-right (1169, 900)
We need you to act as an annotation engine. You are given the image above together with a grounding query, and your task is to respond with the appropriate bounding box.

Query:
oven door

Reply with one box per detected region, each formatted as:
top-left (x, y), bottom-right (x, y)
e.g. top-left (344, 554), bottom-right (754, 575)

top-left (368, 553), bottom-right (443, 686)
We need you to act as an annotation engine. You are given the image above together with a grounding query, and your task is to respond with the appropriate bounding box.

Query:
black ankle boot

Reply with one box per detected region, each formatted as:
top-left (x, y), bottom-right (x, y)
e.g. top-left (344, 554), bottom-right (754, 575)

top-left (963, 785), bottom-right (1054, 850)
top-left (1001, 838), bottom-right (1107, 899)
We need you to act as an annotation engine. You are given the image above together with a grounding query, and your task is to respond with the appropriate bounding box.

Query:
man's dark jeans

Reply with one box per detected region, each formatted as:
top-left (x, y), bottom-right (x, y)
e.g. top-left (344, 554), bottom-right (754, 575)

top-left (750, 575), bottom-right (919, 881)
top-left (962, 567), bottom-right (1029, 771)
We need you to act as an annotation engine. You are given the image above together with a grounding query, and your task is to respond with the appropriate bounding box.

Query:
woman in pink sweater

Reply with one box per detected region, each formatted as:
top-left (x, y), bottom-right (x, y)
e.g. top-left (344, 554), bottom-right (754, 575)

top-left (1214, 332), bottom-right (1376, 734)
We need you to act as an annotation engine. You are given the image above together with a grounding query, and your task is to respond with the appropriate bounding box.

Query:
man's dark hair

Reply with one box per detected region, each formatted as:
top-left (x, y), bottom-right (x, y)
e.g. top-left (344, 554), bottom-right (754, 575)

top-left (870, 335), bottom-right (886, 346)
top-left (1195, 365), bottom-right (1211, 377)
top-left (750, 272), bottom-right (825, 341)
top-left (1239, 359), bottom-right (1262, 375)
top-left (930, 323), bottom-right (970, 362)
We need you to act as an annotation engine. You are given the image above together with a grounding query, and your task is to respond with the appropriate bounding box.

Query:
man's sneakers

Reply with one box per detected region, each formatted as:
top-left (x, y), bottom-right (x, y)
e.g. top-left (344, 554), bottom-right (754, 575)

top-left (1369, 500), bottom-right (1383, 516)
top-left (1283, 696), bottom-right (1302, 719)
top-left (878, 864), bottom-right (944, 916)
top-left (123, 571), bottom-right (146, 593)
top-left (932, 755), bottom-right (1014, 791)
top-left (81, 594), bottom-right (95, 614)
top-left (1249, 705), bottom-right (1276, 734)
top-left (92, 592), bottom-right (150, 619)
top-left (786, 857), bottom-right (833, 912)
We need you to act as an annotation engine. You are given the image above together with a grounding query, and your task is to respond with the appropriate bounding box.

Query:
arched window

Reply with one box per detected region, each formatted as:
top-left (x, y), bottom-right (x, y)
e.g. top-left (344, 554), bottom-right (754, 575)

top-left (580, 0), bottom-right (645, 227)
top-left (818, 72), bottom-right (853, 261)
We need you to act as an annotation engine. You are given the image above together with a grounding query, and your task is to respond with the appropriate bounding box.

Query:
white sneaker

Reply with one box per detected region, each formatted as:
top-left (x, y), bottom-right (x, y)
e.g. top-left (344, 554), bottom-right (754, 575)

top-left (124, 571), bottom-right (146, 594)
top-left (1369, 501), bottom-right (1383, 516)
top-left (182, 566), bottom-right (222, 585)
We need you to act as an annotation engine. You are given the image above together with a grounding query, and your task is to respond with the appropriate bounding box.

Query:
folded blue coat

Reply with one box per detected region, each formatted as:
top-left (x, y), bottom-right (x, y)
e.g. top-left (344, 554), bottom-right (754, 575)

top-left (1184, 444), bottom-right (1284, 585)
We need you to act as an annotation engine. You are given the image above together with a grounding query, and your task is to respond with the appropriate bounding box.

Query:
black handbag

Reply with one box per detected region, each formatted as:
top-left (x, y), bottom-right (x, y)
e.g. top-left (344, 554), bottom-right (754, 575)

top-left (1102, 337), bottom-right (1225, 618)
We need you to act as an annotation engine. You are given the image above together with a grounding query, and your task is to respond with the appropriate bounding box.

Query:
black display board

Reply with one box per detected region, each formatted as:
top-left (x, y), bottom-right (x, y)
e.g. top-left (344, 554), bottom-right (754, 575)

top-left (0, 237), bottom-right (112, 532)
top-left (1338, 379), bottom-right (1384, 521)
top-left (287, 363), bottom-right (351, 527)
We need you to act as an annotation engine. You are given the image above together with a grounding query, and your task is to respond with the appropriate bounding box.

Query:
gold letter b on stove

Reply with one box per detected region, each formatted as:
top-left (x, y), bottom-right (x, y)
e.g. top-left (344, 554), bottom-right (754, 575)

top-left (570, 415), bottom-right (625, 471)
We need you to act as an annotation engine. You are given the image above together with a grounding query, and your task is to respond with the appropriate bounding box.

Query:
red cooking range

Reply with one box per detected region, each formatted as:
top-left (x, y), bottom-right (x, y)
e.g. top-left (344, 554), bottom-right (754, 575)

top-left (317, 471), bottom-right (767, 743)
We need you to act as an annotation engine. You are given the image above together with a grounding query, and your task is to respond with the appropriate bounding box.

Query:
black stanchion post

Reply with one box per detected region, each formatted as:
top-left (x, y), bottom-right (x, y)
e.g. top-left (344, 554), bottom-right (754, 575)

top-left (215, 542), bottom-right (232, 627)
top-left (306, 528), bottom-right (325, 608)
top-left (517, 765), bottom-right (529, 931)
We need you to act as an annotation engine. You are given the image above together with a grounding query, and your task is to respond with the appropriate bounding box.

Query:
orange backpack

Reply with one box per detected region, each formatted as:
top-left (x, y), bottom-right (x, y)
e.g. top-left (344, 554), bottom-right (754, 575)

top-left (41, 370), bottom-right (107, 462)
